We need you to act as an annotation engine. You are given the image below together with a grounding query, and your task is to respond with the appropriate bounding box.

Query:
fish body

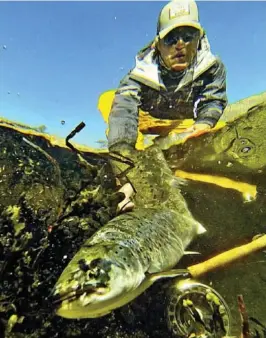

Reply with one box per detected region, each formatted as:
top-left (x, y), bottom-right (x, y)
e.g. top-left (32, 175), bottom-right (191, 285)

top-left (54, 146), bottom-right (205, 318)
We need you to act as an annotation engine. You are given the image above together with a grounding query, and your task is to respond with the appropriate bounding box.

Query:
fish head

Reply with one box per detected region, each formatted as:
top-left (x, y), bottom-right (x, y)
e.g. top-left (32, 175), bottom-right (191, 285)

top-left (53, 243), bottom-right (138, 318)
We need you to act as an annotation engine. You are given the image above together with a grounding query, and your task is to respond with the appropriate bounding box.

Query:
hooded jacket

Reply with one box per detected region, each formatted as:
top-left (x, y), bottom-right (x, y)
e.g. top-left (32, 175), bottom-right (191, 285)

top-left (108, 34), bottom-right (227, 149)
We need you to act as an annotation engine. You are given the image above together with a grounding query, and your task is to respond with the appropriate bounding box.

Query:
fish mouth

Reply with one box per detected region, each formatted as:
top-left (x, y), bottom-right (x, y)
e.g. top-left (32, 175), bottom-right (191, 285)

top-left (52, 283), bottom-right (113, 319)
top-left (52, 283), bottom-right (107, 307)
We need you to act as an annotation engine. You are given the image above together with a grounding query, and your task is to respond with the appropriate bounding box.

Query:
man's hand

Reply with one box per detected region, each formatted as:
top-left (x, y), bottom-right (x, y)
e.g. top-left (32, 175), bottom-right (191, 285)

top-left (183, 123), bottom-right (211, 139)
top-left (154, 123), bottom-right (212, 150)
top-left (117, 183), bottom-right (135, 214)
top-left (185, 122), bottom-right (211, 133)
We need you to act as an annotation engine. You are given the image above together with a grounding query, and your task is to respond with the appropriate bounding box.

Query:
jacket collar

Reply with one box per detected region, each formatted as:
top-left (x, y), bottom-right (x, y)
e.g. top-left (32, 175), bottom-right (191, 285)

top-left (130, 34), bottom-right (217, 91)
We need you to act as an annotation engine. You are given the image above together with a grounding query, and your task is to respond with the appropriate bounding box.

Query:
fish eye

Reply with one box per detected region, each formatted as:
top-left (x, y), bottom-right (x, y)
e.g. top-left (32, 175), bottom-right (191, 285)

top-left (78, 259), bottom-right (90, 272)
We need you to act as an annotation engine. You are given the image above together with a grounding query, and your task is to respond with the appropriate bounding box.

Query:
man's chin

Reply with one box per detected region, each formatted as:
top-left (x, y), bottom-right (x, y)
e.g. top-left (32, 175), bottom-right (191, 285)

top-left (171, 62), bottom-right (188, 71)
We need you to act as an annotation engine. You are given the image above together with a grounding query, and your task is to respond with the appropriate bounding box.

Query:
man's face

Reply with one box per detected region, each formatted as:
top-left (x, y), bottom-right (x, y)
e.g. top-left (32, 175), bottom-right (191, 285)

top-left (157, 26), bottom-right (201, 71)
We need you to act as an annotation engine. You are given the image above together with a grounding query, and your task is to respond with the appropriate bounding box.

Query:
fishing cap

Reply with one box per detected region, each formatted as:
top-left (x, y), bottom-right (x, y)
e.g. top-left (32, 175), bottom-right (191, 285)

top-left (157, 0), bottom-right (203, 39)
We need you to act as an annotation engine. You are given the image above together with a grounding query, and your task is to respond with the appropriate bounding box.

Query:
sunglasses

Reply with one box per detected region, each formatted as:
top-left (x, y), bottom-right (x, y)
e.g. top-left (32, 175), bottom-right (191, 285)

top-left (163, 27), bottom-right (200, 46)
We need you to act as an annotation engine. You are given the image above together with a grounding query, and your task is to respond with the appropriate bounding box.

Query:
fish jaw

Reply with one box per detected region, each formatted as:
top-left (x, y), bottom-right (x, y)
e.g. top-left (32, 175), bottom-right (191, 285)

top-left (55, 272), bottom-right (128, 319)
top-left (53, 243), bottom-right (144, 319)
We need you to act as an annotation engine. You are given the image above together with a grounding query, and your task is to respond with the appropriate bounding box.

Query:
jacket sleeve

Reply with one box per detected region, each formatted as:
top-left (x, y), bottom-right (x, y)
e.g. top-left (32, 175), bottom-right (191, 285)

top-left (194, 57), bottom-right (228, 127)
top-left (107, 73), bottom-right (142, 150)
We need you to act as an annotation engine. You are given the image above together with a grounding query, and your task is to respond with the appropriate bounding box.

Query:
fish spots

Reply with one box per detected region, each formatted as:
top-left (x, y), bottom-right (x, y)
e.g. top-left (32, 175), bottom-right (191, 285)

top-left (115, 246), bottom-right (124, 255)
top-left (112, 244), bottom-right (134, 269)
top-left (83, 258), bottom-right (112, 284)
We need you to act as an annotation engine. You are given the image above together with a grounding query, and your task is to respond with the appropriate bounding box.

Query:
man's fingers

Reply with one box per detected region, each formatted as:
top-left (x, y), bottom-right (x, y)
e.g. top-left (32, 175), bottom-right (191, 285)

top-left (116, 183), bottom-right (135, 214)
top-left (118, 183), bottom-right (134, 198)
top-left (117, 200), bottom-right (135, 213)
top-left (186, 129), bottom-right (209, 139)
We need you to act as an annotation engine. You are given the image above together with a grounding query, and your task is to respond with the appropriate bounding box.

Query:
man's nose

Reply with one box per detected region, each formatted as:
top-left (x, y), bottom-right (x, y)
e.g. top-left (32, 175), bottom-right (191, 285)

top-left (175, 38), bottom-right (185, 49)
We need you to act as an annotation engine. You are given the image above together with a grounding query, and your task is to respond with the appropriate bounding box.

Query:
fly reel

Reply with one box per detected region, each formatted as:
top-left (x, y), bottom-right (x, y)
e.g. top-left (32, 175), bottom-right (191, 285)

top-left (166, 280), bottom-right (232, 338)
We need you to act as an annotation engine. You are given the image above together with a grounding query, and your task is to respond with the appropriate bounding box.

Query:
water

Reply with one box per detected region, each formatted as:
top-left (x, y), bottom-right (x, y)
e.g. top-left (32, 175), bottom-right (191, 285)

top-left (0, 99), bottom-right (266, 337)
top-left (1, 1), bottom-right (266, 337)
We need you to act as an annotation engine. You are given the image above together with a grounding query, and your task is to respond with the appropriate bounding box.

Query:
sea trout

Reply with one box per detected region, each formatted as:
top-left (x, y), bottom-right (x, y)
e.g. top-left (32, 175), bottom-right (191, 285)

top-left (53, 146), bottom-right (206, 318)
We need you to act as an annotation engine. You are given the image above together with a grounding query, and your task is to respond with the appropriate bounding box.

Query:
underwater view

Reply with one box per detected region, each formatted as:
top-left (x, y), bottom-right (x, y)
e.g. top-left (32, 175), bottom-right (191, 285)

top-left (1, 1), bottom-right (266, 337)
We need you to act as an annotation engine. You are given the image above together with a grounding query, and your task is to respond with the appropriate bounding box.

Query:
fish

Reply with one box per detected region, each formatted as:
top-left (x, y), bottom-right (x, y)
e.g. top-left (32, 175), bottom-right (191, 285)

top-left (53, 146), bottom-right (206, 319)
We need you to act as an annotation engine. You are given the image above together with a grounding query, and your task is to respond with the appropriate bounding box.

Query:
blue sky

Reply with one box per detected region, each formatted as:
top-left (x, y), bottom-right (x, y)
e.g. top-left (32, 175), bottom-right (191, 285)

top-left (0, 1), bottom-right (265, 147)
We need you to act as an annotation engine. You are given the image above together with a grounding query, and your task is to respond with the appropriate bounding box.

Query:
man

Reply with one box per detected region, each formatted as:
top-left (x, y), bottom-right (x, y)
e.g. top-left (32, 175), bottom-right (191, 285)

top-left (108, 0), bottom-right (227, 211)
